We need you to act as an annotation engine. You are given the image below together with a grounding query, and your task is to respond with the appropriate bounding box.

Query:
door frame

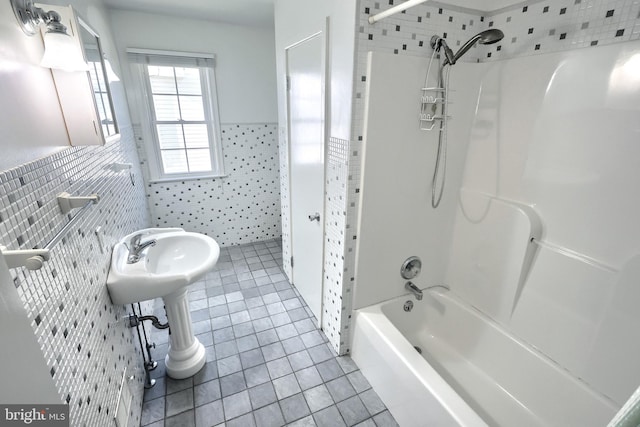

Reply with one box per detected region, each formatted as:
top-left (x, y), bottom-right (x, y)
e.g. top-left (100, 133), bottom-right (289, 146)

top-left (284, 19), bottom-right (330, 326)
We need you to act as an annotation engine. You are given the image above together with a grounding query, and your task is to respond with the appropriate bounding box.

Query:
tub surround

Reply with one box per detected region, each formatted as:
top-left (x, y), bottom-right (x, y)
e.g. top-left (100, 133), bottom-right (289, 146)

top-left (352, 24), bottom-right (640, 427)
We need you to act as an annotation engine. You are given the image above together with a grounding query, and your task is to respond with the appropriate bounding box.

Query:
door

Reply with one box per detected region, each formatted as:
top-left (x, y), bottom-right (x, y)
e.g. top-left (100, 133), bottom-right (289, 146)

top-left (286, 33), bottom-right (325, 323)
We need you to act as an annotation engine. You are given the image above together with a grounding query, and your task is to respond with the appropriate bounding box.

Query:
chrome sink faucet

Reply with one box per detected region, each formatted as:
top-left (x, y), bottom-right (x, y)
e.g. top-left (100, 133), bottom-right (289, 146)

top-left (127, 234), bottom-right (156, 264)
top-left (405, 281), bottom-right (423, 300)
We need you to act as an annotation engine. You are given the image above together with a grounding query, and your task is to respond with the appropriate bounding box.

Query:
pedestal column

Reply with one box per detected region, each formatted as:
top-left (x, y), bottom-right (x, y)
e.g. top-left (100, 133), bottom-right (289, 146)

top-left (163, 288), bottom-right (206, 379)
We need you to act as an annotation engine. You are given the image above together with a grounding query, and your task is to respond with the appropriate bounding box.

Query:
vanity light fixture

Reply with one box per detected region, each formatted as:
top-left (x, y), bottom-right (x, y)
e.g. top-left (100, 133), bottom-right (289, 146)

top-left (10, 0), bottom-right (87, 71)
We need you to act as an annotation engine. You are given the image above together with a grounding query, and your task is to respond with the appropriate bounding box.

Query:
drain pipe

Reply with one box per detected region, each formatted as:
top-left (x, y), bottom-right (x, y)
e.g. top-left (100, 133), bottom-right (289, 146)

top-left (128, 305), bottom-right (170, 389)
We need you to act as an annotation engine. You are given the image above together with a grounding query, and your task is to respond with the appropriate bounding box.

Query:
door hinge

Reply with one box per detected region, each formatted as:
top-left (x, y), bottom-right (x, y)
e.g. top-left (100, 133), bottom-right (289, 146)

top-left (286, 75), bottom-right (291, 91)
top-left (290, 256), bottom-right (294, 268)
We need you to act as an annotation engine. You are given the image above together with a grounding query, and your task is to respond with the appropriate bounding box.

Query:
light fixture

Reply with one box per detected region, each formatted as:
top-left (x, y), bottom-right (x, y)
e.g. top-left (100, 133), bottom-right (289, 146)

top-left (11, 0), bottom-right (87, 71)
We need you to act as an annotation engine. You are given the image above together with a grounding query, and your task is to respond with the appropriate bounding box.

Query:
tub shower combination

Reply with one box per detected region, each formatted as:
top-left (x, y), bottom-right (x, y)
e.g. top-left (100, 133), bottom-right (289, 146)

top-left (351, 30), bottom-right (640, 425)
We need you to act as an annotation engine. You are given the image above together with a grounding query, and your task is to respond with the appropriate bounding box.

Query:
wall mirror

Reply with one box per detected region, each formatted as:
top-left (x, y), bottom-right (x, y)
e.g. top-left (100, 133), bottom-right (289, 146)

top-left (48, 5), bottom-right (120, 146)
top-left (77, 17), bottom-right (119, 142)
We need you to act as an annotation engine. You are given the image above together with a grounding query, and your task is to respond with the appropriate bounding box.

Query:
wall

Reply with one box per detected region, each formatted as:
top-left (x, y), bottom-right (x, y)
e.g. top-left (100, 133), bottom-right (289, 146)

top-left (109, 10), bottom-right (282, 247)
top-left (0, 0), bottom-right (151, 425)
top-left (273, 0), bottom-right (358, 353)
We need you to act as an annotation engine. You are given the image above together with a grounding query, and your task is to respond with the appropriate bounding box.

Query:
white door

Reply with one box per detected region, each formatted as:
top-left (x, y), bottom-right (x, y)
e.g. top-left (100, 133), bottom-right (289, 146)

top-left (286, 33), bottom-right (325, 323)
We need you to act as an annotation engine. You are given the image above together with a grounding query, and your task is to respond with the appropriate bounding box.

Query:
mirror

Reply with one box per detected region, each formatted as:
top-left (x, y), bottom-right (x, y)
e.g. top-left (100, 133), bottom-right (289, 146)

top-left (77, 17), bottom-right (119, 142)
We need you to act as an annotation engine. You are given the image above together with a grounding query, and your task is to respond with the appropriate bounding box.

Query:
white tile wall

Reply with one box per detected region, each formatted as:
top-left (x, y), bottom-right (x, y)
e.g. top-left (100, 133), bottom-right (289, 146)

top-left (138, 123), bottom-right (281, 248)
top-left (0, 127), bottom-right (150, 426)
top-left (319, 0), bottom-right (640, 355)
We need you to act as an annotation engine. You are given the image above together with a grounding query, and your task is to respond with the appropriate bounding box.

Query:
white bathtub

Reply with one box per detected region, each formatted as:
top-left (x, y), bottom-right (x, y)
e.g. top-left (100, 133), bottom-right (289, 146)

top-left (351, 289), bottom-right (617, 427)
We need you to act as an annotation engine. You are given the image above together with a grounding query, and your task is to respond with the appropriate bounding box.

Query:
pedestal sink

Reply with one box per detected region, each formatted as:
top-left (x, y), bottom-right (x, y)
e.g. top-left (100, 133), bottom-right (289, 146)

top-left (106, 228), bottom-right (220, 379)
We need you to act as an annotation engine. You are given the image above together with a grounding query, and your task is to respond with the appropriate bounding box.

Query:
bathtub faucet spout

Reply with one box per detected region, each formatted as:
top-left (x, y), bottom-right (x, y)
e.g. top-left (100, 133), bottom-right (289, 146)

top-left (405, 281), bottom-right (423, 300)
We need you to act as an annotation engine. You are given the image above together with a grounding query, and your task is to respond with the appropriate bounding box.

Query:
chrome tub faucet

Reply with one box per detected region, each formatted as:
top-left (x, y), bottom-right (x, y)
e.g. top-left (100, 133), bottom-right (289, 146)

top-left (405, 281), bottom-right (423, 300)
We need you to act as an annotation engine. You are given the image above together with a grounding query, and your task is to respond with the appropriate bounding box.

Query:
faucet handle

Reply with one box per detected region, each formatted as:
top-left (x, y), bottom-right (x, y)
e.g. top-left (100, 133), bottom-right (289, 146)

top-left (130, 234), bottom-right (142, 248)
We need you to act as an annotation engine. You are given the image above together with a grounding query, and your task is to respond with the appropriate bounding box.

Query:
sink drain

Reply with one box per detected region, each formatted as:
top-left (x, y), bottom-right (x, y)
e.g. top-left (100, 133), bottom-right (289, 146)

top-left (414, 346), bottom-right (422, 354)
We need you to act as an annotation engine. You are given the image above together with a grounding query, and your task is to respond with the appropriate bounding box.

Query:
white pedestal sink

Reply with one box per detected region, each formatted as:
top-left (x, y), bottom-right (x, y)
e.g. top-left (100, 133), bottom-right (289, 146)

top-left (106, 228), bottom-right (220, 379)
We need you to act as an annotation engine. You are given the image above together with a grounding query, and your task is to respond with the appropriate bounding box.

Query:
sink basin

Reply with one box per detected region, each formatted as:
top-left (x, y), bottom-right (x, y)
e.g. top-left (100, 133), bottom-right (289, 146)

top-left (107, 227), bottom-right (220, 305)
top-left (106, 227), bottom-right (220, 379)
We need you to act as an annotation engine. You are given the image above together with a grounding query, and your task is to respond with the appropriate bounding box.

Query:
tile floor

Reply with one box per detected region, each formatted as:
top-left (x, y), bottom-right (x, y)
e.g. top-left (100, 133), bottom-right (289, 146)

top-left (140, 239), bottom-right (399, 427)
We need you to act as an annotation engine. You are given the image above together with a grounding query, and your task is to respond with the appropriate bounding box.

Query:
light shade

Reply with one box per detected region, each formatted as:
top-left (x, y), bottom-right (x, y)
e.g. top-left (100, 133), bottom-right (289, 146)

top-left (40, 31), bottom-right (88, 71)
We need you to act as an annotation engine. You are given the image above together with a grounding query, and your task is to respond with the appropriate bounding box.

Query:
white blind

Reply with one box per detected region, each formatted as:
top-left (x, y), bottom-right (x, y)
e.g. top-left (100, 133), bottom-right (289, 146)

top-left (127, 48), bottom-right (215, 68)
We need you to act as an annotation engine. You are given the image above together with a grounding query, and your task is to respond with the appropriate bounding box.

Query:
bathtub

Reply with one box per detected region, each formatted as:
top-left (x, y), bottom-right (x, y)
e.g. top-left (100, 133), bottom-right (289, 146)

top-left (351, 289), bottom-right (617, 427)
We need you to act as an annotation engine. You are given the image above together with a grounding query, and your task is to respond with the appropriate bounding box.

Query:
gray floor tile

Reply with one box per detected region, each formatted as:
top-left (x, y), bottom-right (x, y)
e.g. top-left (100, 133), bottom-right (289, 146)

top-left (166, 377), bottom-right (193, 395)
top-left (244, 363), bottom-right (271, 388)
top-left (237, 334), bottom-right (260, 352)
top-left (240, 348), bottom-right (266, 369)
top-left (346, 371), bottom-right (370, 394)
top-left (166, 388), bottom-right (194, 417)
top-left (213, 326), bottom-right (235, 344)
top-left (358, 389), bottom-right (385, 416)
top-left (165, 409), bottom-right (195, 427)
top-left (270, 312), bottom-right (292, 327)
top-left (282, 337), bottom-right (306, 355)
top-left (220, 371), bottom-right (247, 397)
top-left (223, 390), bottom-right (252, 421)
top-left (293, 319), bottom-right (316, 335)
top-left (227, 412), bottom-right (256, 427)
top-left (303, 384), bottom-right (334, 413)
top-left (336, 356), bottom-right (359, 374)
top-left (307, 344), bottom-right (334, 365)
top-left (272, 373), bottom-right (301, 399)
top-left (373, 410), bottom-right (399, 427)
top-left (257, 329), bottom-right (279, 346)
top-left (295, 366), bottom-right (323, 391)
top-left (261, 342), bottom-right (286, 362)
top-left (194, 379), bottom-right (221, 406)
top-left (313, 405), bottom-right (346, 427)
top-left (217, 354), bottom-right (243, 377)
top-left (233, 321), bottom-right (255, 337)
top-left (249, 306), bottom-right (269, 320)
top-left (280, 393), bottom-right (311, 423)
top-left (267, 357), bottom-right (293, 379)
top-left (288, 350), bottom-right (314, 372)
top-left (337, 395), bottom-right (369, 426)
top-left (247, 382), bottom-right (277, 409)
top-left (196, 400), bottom-right (224, 427)
top-left (253, 317), bottom-right (275, 332)
top-left (193, 362), bottom-right (218, 385)
top-left (253, 402), bottom-right (285, 427)
top-left (275, 323), bottom-right (298, 340)
top-left (354, 419), bottom-right (376, 427)
top-left (288, 308), bottom-right (309, 322)
top-left (316, 359), bottom-right (343, 382)
top-left (287, 415), bottom-right (317, 427)
top-left (230, 310), bottom-right (251, 324)
top-left (300, 331), bottom-right (324, 349)
top-left (141, 397), bottom-right (165, 426)
top-left (215, 340), bottom-right (239, 359)
top-left (326, 376), bottom-right (356, 403)
top-left (143, 376), bottom-right (166, 402)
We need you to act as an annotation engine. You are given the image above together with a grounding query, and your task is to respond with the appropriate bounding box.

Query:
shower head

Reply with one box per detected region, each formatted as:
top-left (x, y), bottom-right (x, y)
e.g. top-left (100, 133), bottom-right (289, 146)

top-left (444, 29), bottom-right (504, 65)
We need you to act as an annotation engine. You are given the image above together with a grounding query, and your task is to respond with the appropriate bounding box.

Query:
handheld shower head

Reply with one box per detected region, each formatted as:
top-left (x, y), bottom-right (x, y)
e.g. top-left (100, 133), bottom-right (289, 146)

top-left (446, 29), bottom-right (504, 65)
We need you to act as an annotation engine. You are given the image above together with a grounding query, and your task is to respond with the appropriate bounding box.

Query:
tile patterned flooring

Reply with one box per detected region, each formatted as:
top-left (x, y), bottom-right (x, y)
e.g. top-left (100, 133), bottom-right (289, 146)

top-left (140, 239), bottom-right (399, 427)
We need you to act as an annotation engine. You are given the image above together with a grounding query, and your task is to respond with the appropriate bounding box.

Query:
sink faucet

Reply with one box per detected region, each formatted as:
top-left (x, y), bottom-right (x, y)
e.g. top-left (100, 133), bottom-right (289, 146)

top-left (127, 234), bottom-right (156, 264)
top-left (405, 281), bottom-right (423, 300)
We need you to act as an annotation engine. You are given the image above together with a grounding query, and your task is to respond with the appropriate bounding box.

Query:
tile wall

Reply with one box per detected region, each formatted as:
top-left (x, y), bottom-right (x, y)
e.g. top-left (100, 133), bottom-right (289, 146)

top-left (321, 0), bottom-right (640, 355)
top-left (0, 127), bottom-right (150, 426)
top-left (139, 123), bottom-right (282, 248)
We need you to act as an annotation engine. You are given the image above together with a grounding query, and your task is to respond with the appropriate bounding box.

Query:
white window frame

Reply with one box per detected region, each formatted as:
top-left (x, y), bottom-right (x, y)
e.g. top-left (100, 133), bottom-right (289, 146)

top-left (128, 48), bottom-right (225, 182)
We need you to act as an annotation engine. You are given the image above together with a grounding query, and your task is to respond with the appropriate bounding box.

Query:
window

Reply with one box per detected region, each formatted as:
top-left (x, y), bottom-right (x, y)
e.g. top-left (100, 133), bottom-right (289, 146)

top-left (128, 49), bottom-right (224, 181)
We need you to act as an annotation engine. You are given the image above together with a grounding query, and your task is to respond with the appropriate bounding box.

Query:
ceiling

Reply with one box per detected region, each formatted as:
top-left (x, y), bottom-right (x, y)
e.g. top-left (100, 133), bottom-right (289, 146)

top-left (102, 0), bottom-right (276, 27)
top-left (102, 0), bottom-right (526, 27)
